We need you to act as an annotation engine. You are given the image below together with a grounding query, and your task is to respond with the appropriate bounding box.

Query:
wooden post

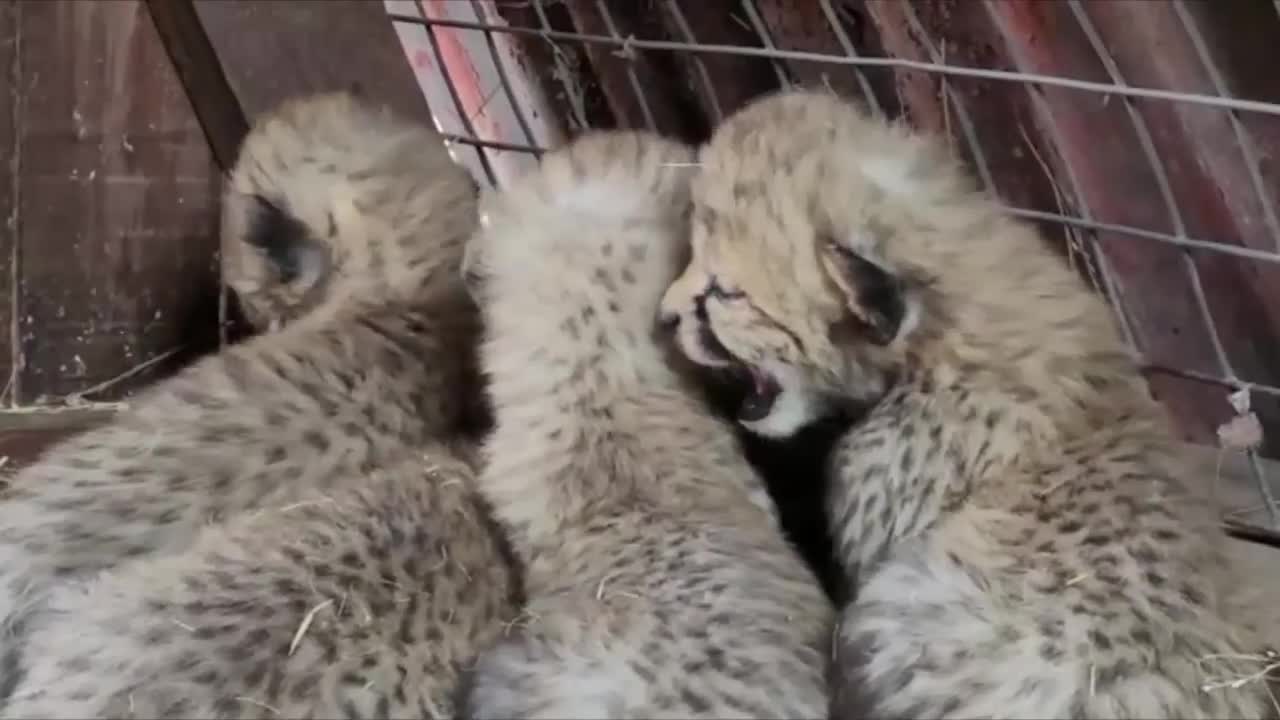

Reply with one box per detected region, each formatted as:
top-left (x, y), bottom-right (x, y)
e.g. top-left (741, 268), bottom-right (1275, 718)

top-left (146, 0), bottom-right (247, 171)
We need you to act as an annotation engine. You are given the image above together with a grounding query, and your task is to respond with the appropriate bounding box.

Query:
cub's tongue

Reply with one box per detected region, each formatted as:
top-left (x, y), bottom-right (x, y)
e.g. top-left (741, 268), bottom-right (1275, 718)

top-left (738, 367), bottom-right (780, 423)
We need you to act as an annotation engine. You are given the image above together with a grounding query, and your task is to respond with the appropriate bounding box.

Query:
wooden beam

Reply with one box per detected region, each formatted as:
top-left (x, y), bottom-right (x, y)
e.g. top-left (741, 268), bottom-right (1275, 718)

top-left (0, 407), bottom-right (116, 473)
top-left (145, 0), bottom-right (246, 171)
top-left (152, 0), bottom-right (437, 169)
top-left (186, 0), bottom-right (433, 127)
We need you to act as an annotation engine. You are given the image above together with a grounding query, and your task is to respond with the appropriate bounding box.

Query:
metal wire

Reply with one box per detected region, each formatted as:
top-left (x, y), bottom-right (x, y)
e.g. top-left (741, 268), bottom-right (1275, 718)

top-left (898, 3), bottom-right (996, 193)
top-left (1011, 81), bottom-right (1142, 356)
top-left (439, 133), bottom-right (1280, 267)
top-left (1166, 1), bottom-right (1280, 524)
top-left (471, 2), bottom-right (540, 151)
top-left (663, 0), bottom-right (725, 122)
top-left (420, 14), bottom-right (498, 185)
top-left (816, 0), bottom-right (882, 117)
top-left (1173, 0), bottom-right (1280, 255)
top-left (592, 0), bottom-right (659, 132)
top-left (395, 4), bottom-right (1280, 529)
top-left (387, 12), bottom-right (1280, 117)
top-left (1067, 1), bottom-right (1278, 526)
top-left (736, 0), bottom-right (791, 88)
top-left (1062, 2), bottom-right (1226, 374)
top-left (532, 0), bottom-right (589, 130)
top-left (440, 133), bottom-right (541, 153)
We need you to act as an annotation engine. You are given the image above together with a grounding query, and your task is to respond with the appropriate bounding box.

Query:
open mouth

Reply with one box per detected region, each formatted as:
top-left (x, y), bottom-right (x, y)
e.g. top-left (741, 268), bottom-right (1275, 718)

top-left (737, 365), bottom-right (782, 423)
top-left (696, 325), bottom-right (782, 423)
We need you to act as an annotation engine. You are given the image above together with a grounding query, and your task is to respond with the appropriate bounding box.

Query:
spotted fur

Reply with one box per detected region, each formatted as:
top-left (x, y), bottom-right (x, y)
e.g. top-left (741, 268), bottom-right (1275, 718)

top-left (5, 450), bottom-right (515, 719)
top-left (460, 130), bottom-right (833, 719)
top-left (0, 92), bottom-right (514, 717)
top-left (660, 88), bottom-right (1275, 719)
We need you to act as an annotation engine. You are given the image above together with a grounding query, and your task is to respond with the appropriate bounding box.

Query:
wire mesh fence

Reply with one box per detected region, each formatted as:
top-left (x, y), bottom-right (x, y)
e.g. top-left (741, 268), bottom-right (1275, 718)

top-left (385, 0), bottom-right (1280, 540)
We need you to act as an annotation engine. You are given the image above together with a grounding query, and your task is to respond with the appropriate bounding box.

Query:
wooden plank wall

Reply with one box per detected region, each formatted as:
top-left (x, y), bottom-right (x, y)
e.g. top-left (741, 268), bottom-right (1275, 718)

top-left (2, 0), bottom-right (223, 413)
top-left (0, 0), bottom-right (431, 407)
top-left (0, 0), bottom-right (441, 467)
top-left (0, 1), bottom-right (17, 411)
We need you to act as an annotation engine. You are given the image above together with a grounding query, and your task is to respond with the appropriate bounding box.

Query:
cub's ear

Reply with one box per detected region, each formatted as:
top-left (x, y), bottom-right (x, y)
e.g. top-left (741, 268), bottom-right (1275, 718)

top-left (818, 240), bottom-right (905, 346)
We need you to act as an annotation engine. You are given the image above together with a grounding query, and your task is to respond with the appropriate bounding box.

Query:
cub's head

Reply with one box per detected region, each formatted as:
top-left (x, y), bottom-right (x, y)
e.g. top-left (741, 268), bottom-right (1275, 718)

top-left (222, 91), bottom-right (480, 331)
top-left (661, 89), bottom-right (997, 438)
top-left (462, 130), bottom-right (695, 327)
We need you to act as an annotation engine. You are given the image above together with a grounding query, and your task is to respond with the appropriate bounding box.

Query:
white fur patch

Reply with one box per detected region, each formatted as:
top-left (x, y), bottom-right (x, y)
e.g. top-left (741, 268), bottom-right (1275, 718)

top-left (858, 153), bottom-right (918, 198)
top-left (548, 176), bottom-right (666, 225)
top-left (740, 363), bottom-right (823, 439)
top-left (468, 637), bottom-right (655, 720)
top-left (894, 293), bottom-right (923, 346)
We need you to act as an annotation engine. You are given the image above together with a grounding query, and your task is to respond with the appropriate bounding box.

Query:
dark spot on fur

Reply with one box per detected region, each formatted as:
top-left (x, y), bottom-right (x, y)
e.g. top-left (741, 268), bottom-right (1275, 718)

top-left (274, 578), bottom-right (305, 595)
top-left (1039, 619), bottom-right (1064, 639)
top-left (898, 447), bottom-right (914, 474)
top-left (679, 687), bottom-right (712, 713)
top-left (1131, 544), bottom-right (1160, 564)
top-left (290, 672), bottom-right (320, 701)
top-left (1129, 626), bottom-right (1153, 645)
top-left (303, 431), bottom-right (331, 452)
top-left (1057, 519), bottom-right (1083, 534)
top-left (243, 626), bottom-right (272, 646)
top-left (1088, 629), bottom-right (1113, 651)
top-left (1179, 583), bottom-right (1205, 606)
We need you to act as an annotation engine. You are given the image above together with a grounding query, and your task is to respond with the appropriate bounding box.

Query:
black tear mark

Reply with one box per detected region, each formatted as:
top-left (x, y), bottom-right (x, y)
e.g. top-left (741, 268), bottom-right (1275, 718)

top-left (830, 243), bottom-right (905, 346)
top-left (243, 195), bottom-right (313, 284)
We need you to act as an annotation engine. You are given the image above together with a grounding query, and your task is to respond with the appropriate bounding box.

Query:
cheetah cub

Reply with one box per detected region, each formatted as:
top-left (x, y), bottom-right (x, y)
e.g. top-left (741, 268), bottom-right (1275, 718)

top-left (660, 88), bottom-right (1274, 719)
top-left (0, 91), bottom-right (514, 716)
top-left (460, 130), bottom-right (833, 719)
top-left (5, 452), bottom-right (515, 719)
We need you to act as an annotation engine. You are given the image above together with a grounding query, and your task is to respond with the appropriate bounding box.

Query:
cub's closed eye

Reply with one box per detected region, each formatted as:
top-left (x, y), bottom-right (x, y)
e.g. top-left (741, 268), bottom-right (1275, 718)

top-left (694, 277), bottom-right (745, 321)
top-left (696, 274), bottom-right (747, 319)
top-left (705, 278), bottom-right (745, 301)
